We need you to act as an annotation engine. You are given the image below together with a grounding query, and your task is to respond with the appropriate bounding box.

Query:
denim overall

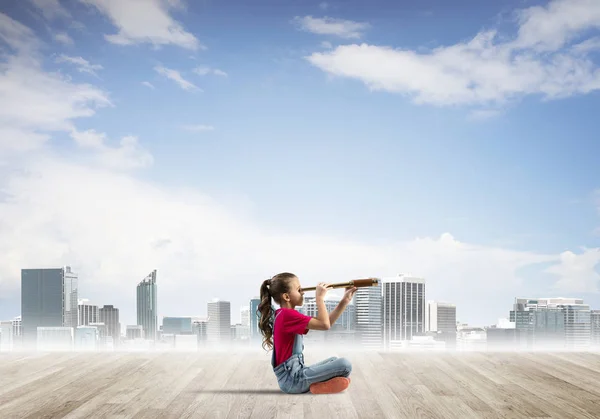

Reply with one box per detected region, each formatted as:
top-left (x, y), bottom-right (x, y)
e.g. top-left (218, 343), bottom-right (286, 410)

top-left (271, 311), bottom-right (308, 394)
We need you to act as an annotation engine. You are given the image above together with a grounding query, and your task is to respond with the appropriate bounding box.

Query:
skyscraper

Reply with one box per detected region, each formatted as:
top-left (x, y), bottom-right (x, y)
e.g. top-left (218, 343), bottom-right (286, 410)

top-left (240, 306), bottom-right (250, 327)
top-left (354, 282), bottom-right (382, 349)
top-left (137, 270), bottom-right (158, 341)
top-left (249, 297), bottom-right (261, 342)
top-left (78, 299), bottom-right (99, 326)
top-left (99, 305), bottom-right (120, 345)
top-left (510, 297), bottom-right (591, 349)
top-left (207, 299), bottom-right (231, 343)
top-left (592, 310), bottom-right (600, 347)
top-left (21, 266), bottom-right (78, 347)
top-left (425, 301), bottom-right (456, 332)
top-left (382, 274), bottom-right (425, 348)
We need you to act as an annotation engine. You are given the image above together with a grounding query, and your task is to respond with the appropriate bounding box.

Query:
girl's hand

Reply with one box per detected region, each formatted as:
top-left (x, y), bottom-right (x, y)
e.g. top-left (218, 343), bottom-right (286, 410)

top-left (342, 286), bottom-right (357, 303)
top-left (316, 282), bottom-right (330, 299)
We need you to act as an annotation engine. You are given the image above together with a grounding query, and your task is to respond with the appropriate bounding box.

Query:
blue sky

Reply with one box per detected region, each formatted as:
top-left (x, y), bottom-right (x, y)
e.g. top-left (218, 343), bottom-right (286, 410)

top-left (1, 0), bottom-right (600, 328)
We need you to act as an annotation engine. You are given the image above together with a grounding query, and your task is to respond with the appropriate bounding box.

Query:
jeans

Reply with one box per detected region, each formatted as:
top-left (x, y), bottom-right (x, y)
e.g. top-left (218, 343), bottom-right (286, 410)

top-left (275, 355), bottom-right (352, 394)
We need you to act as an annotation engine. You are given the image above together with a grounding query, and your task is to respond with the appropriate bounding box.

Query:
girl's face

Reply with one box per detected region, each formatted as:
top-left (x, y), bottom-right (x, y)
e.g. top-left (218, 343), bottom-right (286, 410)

top-left (283, 277), bottom-right (304, 307)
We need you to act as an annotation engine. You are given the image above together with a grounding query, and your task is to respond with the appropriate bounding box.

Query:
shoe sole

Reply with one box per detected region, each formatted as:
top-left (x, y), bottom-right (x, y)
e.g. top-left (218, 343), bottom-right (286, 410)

top-left (309, 377), bottom-right (350, 394)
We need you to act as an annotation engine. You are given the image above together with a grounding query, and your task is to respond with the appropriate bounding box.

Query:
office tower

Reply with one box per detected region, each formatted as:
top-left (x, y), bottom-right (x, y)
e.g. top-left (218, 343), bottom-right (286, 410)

top-left (12, 316), bottom-right (22, 338)
top-left (207, 299), bottom-right (231, 343)
top-left (99, 305), bottom-right (120, 345)
top-left (137, 270), bottom-right (158, 341)
top-left (0, 321), bottom-right (13, 351)
top-left (75, 326), bottom-right (99, 351)
top-left (21, 266), bottom-right (78, 346)
top-left (126, 325), bottom-right (144, 340)
top-left (563, 304), bottom-right (591, 349)
top-left (163, 317), bottom-right (193, 335)
top-left (591, 310), bottom-right (600, 347)
top-left (192, 318), bottom-right (208, 345)
top-left (354, 282), bottom-right (382, 349)
top-left (249, 298), bottom-right (261, 342)
top-left (510, 297), bottom-right (591, 349)
top-left (241, 306), bottom-right (250, 327)
top-left (426, 301), bottom-right (457, 349)
top-left (37, 327), bottom-right (73, 351)
top-left (78, 299), bottom-right (99, 326)
top-left (426, 301), bottom-right (456, 332)
top-left (382, 274), bottom-right (425, 348)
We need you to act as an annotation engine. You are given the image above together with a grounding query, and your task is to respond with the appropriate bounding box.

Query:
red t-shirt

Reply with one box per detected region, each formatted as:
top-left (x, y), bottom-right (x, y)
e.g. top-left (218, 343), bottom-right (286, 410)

top-left (274, 308), bottom-right (312, 366)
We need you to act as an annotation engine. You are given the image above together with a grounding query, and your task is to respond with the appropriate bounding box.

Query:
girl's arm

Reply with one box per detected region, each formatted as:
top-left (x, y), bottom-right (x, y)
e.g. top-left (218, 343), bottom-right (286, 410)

top-left (307, 295), bottom-right (331, 330)
top-left (329, 286), bottom-right (356, 327)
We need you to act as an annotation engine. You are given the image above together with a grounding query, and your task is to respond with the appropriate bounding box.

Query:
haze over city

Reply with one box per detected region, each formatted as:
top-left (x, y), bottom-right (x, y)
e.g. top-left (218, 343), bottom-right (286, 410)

top-left (1, 0), bottom-right (600, 332)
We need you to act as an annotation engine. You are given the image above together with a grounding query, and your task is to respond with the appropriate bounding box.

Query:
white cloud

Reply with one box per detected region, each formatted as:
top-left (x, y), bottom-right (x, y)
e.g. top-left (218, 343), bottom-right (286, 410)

top-left (0, 12), bottom-right (39, 53)
top-left (0, 14), bottom-right (110, 153)
top-left (70, 129), bottom-right (154, 170)
top-left (55, 54), bottom-right (103, 76)
top-left (54, 32), bottom-right (74, 45)
top-left (306, 0), bottom-right (600, 107)
top-left (80, 0), bottom-right (202, 50)
top-left (181, 124), bottom-right (215, 132)
top-left (193, 66), bottom-right (227, 77)
top-left (0, 13), bottom-right (150, 171)
top-left (154, 66), bottom-right (200, 91)
top-left (545, 248), bottom-right (600, 293)
top-left (292, 16), bottom-right (369, 39)
top-left (29, 0), bottom-right (71, 20)
top-left (141, 81), bottom-right (155, 89)
top-left (321, 41), bottom-right (333, 49)
top-left (512, 0), bottom-right (600, 52)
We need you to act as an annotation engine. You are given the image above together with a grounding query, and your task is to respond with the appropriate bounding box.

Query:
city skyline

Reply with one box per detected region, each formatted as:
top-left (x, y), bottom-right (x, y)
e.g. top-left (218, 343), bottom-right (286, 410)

top-left (5, 264), bottom-right (600, 332)
top-left (3, 265), bottom-right (600, 353)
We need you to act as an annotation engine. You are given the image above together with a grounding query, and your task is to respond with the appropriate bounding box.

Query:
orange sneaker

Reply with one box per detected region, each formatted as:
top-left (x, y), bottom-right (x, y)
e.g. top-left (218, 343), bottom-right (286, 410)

top-left (309, 377), bottom-right (350, 394)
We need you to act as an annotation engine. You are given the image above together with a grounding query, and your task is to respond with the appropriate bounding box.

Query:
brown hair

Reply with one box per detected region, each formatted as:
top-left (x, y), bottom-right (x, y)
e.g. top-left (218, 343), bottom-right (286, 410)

top-left (257, 272), bottom-right (297, 351)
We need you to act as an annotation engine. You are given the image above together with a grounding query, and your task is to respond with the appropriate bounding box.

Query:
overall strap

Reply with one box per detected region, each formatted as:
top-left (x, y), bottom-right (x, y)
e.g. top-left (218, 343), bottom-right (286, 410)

top-left (270, 309), bottom-right (283, 368)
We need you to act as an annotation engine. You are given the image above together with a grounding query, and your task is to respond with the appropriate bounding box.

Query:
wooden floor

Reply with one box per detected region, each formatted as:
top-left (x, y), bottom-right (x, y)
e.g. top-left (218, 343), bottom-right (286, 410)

top-left (1, 350), bottom-right (600, 418)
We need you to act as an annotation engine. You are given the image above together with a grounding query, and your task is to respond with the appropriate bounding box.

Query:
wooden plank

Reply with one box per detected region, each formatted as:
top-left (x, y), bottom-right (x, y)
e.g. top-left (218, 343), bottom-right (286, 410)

top-left (0, 351), bottom-right (599, 419)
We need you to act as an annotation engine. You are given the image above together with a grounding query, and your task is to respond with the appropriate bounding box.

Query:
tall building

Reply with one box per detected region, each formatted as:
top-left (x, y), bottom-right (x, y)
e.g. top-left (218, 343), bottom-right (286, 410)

top-left (12, 316), bottom-right (22, 338)
top-left (163, 317), bottom-right (193, 335)
top-left (591, 310), bottom-right (600, 347)
top-left (563, 304), bottom-right (591, 349)
top-left (510, 297), bottom-right (591, 349)
top-left (0, 321), bottom-right (13, 351)
top-left (137, 270), bottom-right (158, 341)
top-left (21, 266), bottom-right (78, 347)
top-left (207, 299), bottom-right (231, 343)
top-left (192, 318), bottom-right (208, 345)
top-left (240, 306), bottom-right (250, 327)
top-left (99, 305), bottom-right (120, 345)
top-left (426, 301), bottom-right (456, 332)
top-left (354, 282), bottom-right (382, 349)
top-left (382, 274), bottom-right (425, 348)
top-left (126, 325), bottom-right (144, 340)
top-left (249, 298), bottom-right (261, 342)
top-left (78, 299), bottom-right (99, 326)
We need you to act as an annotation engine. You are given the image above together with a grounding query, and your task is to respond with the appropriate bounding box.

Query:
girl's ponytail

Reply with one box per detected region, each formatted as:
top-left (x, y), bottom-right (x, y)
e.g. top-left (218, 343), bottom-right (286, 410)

top-left (257, 278), bottom-right (274, 350)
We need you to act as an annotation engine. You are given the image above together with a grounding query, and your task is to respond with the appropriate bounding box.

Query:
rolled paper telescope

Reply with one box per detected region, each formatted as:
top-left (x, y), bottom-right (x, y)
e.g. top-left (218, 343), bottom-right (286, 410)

top-left (300, 278), bottom-right (379, 292)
